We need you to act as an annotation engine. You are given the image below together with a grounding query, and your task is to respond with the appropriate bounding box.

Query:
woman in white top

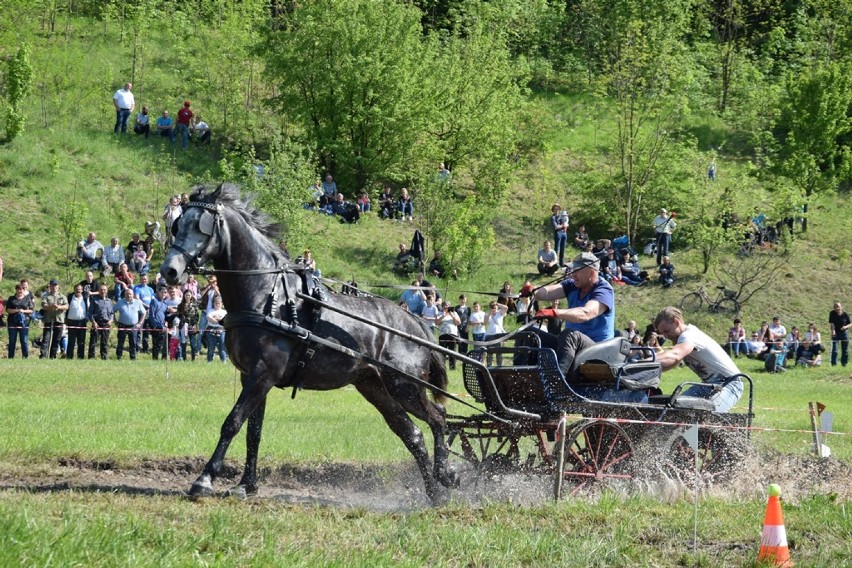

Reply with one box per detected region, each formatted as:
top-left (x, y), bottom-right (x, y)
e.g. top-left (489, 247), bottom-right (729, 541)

top-left (436, 301), bottom-right (462, 370)
top-left (205, 297), bottom-right (228, 363)
top-left (804, 323), bottom-right (822, 347)
top-left (468, 302), bottom-right (486, 342)
top-left (484, 301), bottom-right (509, 365)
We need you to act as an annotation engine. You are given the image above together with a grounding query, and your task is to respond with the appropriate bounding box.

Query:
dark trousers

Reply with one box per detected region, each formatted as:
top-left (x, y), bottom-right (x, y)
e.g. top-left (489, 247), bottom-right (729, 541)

top-left (65, 319), bottom-right (88, 359)
top-left (831, 337), bottom-right (849, 366)
top-left (89, 325), bottom-right (111, 360)
top-left (438, 334), bottom-right (459, 370)
top-left (116, 324), bottom-right (138, 359)
top-left (655, 232), bottom-right (671, 265)
top-left (114, 109), bottom-right (131, 133)
top-left (151, 329), bottom-right (168, 360)
top-left (40, 322), bottom-right (63, 359)
top-left (457, 329), bottom-right (469, 355)
top-left (136, 318), bottom-right (152, 352)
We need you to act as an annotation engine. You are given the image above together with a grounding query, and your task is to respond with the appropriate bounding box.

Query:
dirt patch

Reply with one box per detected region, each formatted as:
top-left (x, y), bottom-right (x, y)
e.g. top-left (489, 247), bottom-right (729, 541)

top-left (0, 452), bottom-right (848, 511)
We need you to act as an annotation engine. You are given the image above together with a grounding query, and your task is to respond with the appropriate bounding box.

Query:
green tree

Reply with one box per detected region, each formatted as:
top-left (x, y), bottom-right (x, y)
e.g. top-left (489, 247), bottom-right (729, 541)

top-left (5, 43), bottom-right (34, 140)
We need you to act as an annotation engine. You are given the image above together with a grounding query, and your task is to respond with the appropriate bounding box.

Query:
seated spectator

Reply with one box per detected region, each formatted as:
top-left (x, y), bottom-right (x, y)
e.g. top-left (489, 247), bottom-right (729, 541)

top-left (113, 263), bottom-right (135, 301)
top-left (786, 326), bottom-right (801, 359)
top-left (804, 323), bottom-right (823, 350)
top-left (619, 251), bottom-right (647, 286)
top-left (756, 321), bottom-right (772, 343)
top-left (356, 192), bottom-right (371, 213)
top-left (428, 251), bottom-right (448, 279)
top-left (393, 243), bottom-right (419, 275)
top-left (623, 320), bottom-right (638, 341)
top-left (306, 179), bottom-right (323, 210)
top-left (301, 249), bottom-right (316, 271)
top-left (602, 248), bottom-right (624, 284)
top-left (133, 106), bottom-right (150, 138)
top-left (573, 224), bottom-right (590, 251)
top-left (768, 316), bottom-right (787, 342)
top-left (727, 318), bottom-right (747, 358)
top-left (331, 193), bottom-right (360, 224)
top-left (320, 174), bottom-right (337, 209)
top-left (746, 331), bottom-right (765, 358)
top-left (193, 115), bottom-right (211, 144)
top-left (795, 339), bottom-right (822, 367)
top-left (764, 338), bottom-right (787, 373)
top-left (76, 232), bottom-right (104, 271)
top-left (156, 110), bottom-right (175, 142)
top-left (379, 187), bottom-right (395, 219)
top-left (658, 256), bottom-right (675, 288)
top-left (591, 239), bottom-right (611, 258)
top-left (537, 241), bottom-right (559, 276)
top-left (397, 187), bottom-right (414, 221)
top-left (126, 231), bottom-right (151, 273)
top-left (103, 236), bottom-right (124, 275)
top-left (400, 280), bottom-right (426, 315)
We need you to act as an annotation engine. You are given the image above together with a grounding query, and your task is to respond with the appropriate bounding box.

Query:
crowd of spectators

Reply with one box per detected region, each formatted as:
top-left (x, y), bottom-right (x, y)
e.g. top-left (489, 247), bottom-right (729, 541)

top-left (113, 83), bottom-right (211, 147)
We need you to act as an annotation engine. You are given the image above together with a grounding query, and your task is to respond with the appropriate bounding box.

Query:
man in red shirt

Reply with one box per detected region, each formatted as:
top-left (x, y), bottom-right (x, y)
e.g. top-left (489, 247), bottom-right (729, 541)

top-left (176, 100), bottom-right (194, 148)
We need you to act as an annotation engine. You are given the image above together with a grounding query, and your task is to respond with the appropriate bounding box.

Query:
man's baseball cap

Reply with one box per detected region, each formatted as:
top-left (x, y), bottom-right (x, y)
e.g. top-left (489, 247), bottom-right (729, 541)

top-left (49, 279), bottom-right (59, 286)
top-left (571, 252), bottom-right (600, 271)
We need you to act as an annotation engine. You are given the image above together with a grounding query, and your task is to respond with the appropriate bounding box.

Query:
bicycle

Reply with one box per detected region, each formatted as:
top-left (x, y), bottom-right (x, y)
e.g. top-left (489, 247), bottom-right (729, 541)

top-left (679, 285), bottom-right (740, 315)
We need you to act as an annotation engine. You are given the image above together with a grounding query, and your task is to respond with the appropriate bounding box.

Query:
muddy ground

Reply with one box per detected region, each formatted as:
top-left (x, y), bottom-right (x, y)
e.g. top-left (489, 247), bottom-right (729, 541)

top-left (0, 451), bottom-right (848, 511)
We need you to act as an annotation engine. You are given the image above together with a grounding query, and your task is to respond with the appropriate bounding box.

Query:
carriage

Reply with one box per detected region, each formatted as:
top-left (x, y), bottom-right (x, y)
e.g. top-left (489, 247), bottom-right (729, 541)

top-left (160, 182), bottom-right (754, 504)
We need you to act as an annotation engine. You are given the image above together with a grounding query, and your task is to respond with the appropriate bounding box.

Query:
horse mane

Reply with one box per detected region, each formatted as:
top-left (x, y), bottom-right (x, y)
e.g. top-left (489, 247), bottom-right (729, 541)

top-left (189, 182), bottom-right (289, 260)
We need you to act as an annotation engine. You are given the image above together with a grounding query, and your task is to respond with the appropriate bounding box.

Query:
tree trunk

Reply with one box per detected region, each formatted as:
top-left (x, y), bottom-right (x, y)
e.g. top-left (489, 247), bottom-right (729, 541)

top-left (801, 202), bottom-right (808, 233)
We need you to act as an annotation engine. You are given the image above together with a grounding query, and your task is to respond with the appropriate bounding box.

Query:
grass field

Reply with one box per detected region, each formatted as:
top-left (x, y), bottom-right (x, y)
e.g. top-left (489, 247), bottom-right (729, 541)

top-left (0, 359), bottom-right (849, 566)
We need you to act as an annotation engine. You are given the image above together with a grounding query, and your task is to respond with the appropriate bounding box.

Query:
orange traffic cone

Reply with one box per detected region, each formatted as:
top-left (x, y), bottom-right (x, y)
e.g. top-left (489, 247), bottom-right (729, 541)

top-left (758, 485), bottom-right (793, 567)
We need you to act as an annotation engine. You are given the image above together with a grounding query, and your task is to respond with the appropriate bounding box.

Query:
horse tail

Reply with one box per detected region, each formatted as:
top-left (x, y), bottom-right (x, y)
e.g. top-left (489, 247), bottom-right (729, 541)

top-left (428, 348), bottom-right (449, 405)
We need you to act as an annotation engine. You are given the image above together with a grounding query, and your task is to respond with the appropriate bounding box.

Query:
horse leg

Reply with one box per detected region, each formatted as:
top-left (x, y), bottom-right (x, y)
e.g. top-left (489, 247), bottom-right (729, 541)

top-left (226, 392), bottom-right (267, 499)
top-left (189, 370), bottom-right (273, 498)
top-left (397, 392), bottom-right (457, 490)
top-left (354, 379), bottom-right (441, 503)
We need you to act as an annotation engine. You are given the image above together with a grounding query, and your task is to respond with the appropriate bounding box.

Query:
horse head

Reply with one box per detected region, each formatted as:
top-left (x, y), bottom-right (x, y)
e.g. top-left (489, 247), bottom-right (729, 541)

top-left (160, 183), bottom-right (228, 285)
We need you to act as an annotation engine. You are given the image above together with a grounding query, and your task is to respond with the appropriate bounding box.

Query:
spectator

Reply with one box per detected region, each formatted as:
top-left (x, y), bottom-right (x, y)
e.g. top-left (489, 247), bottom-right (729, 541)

top-left (545, 299), bottom-right (563, 335)
top-left (796, 339), bottom-right (822, 367)
top-left (114, 288), bottom-right (146, 360)
top-left (764, 338), bottom-right (787, 373)
top-left (182, 274), bottom-right (200, 299)
top-left (205, 296), bottom-right (228, 363)
top-left (727, 318), bottom-right (747, 358)
top-left (768, 316), bottom-right (787, 342)
top-left (301, 249), bottom-right (316, 271)
top-left (88, 284), bottom-right (114, 360)
top-left (602, 248), bottom-right (624, 284)
top-left (746, 331), bottom-right (765, 359)
top-left (573, 224), bottom-right (590, 251)
top-left (652, 208), bottom-right (677, 265)
top-left (78, 270), bottom-right (101, 302)
top-left (469, 302), bottom-right (486, 343)
top-left (148, 286), bottom-right (169, 360)
top-left (178, 289), bottom-right (201, 361)
top-left (193, 114), bottom-right (211, 144)
top-left (804, 322), bottom-right (822, 349)
top-left (133, 273), bottom-right (155, 354)
top-left (113, 263), bottom-right (134, 301)
top-left (133, 106), bottom-right (150, 137)
top-left (550, 204), bottom-right (570, 267)
top-left (400, 280), bottom-right (426, 315)
top-left (320, 174), bottom-right (337, 209)
top-left (437, 162), bottom-right (451, 183)
top-left (653, 306), bottom-right (743, 412)
top-left (198, 275), bottom-right (221, 339)
top-left (6, 283), bottom-right (34, 359)
top-left (331, 193), bottom-right (360, 224)
top-left (126, 232), bottom-right (152, 274)
top-left (65, 284), bottom-right (89, 360)
top-left (454, 294), bottom-right (471, 355)
top-left (785, 326), bottom-right (801, 359)
top-left (162, 195), bottom-right (182, 247)
top-left (417, 271), bottom-right (439, 302)
top-left (176, 100), bottom-right (194, 148)
top-left (829, 301), bottom-right (850, 367)
top-left (397, 187), bottom-right (414, 221)
top-left (623, 320), bottom-right (638, 342)
top-left (658, 256), bottom-right (675, 288)
top-left (40, 279), bottom-right (68, 359)
top-left (707, 160), bottom-right (717, 181)
top-left (497, 281), bottom-right (516, 314)
top-left (756, 321), bottom-right (771, 343)
top-left (537, 240), bottom-right (559, 276)
top-left (113, 82), bottom-right (135, 134)
top-left (484, 301), bottom-right (509, 364)
top-left (436, 300), bottom-right (461, 369)
top-left (156, 110), bottom-right (175, 142)
top-left (103, 236), bottom-right (124, 275)
top-left (619, 251), bottom-right (647, 286)
top-left (77, 232), bottom-right (104, 271)
top-left (306, 179), bottom-right (323, 210)
top-left (421, 294), bottom-right (441, 329)
top-left (357, 192), bottom-right (371, 213)
top-left (428, 251), bottom-right (447, 279)
top-left (379, 187), bottom-right (395, 219)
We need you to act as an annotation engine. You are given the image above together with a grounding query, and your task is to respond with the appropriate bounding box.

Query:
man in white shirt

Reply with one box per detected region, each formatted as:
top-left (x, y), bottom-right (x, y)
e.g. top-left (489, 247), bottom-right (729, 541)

top-left (653, 306), bottom-right (743, 412)
top-left (652, 207), bottom-right (677, 265)
top-left (768, 316), bottom-right (787, 342)
top-left (113, 82), bottom-right (135, 134)
top-left (194, 115), bottom-right (211, 144)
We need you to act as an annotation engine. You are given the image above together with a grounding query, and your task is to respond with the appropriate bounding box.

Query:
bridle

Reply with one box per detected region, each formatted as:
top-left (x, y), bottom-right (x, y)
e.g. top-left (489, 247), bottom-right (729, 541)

top-left (168, 201), bottom-right (223, 274)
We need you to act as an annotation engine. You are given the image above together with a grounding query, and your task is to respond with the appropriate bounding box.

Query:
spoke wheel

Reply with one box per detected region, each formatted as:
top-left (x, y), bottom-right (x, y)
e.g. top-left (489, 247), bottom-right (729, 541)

top-left (712, 297), bottom-right (740, 316)
top-left (680, 292), bottom-right (703, 313)
top-left (554, 420), bottom-right (634, 498)
top-left (446, 418), bottom-right (549, 476)
top-left (661, 426), bottom-right (746, 487)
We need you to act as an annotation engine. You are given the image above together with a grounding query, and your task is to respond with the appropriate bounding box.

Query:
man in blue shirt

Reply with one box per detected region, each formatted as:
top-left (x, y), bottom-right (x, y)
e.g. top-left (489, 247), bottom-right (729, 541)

top-left (148, 286), bottom-right (169, 360)
top-left (114, 288), bottom-right (146, 360)
top-left (533, 252), bottom-right (615, 374)
top-left (133, 273), bottom-right (155, 353)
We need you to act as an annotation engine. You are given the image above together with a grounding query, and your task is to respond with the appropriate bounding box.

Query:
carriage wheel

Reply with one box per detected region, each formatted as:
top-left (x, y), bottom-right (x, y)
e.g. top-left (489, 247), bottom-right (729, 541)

top-left (554, 419), bottom-right (634, 499)
top-left (660, 425), bottom-right (747, 486)
top-left (446, 421), bottom-right (529, 474)
top-left (711, 297), bottom-right (740, 316)
top-left (679, 292), bottom-right (703, 313)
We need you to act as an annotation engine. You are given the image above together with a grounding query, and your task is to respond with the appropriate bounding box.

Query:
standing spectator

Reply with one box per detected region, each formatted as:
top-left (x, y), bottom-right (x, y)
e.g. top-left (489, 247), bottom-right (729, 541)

top-left (727, 318), bottom-right (747, 358)
top-left (468, 302), bottom-right (486, 343)
top-left (550, 204), bottom-right (570, 267)
top-left (421, 294), bottom-right (441, 330)
top-left (438, 162), bottom-right (451, 183)
top-left (454, 294), bottom-right (471, 355)
top-left (78, 270), bottom-right (101, 302)
top-left (156, 110), bottom-right (175, 142)
top-left (88, 284), bottom-right (114, 360)
top-left (182, 274), bottom-right (200, 299)
top-left (537, 241), bottom-right (559, 276)
top-left (829, 301), bottom-right (850, 367)
top-left (77, 232), bottom-right (104, 271)
top-left (707, 160), bottom-right (717, 181)
top-left (496, 281), bottom-right (516, 314)
top-left (199, 275), bottom-right (221, 341)
top-left (397, 187), bottom-right (414, 221)
top-left (6, 283), bottom-right (34, 358)
top-left (658, 256), bottom-right (675, 288)
top-left (40, 279), bottom-right (68, 359)
top-left (133, 273), bottom-right (155, 353)
top-left (652, 208), bottom-right (677, 265)
top-left (162, 195), bottom-right (182, 248)
top-left (178, 289), bottom-right (201, 361)
top-left (436, 300), bottom-right (461, 369)
top-left (400, 280), bottom-right (426, 316)
top-left (320, 174), bottom-right (337, 209)
top-left (103, 236), bottom-right (124, 275)
top-left (133, 106), bottom-right (150, 137)
top-left (112, 82), bottom-right (135, 134)
top-left (193, 115), bottom-right (211, 144)
top-left (205, 296), bottom-right (228, 363)
top-left (114, 288), bottom-right (146, 360)
top-left (176, 100), bottom-right (194, 149)
top-left (65, 284), bottom-right (89, 360)
top-left (148, 286), bottom-right (169, 360)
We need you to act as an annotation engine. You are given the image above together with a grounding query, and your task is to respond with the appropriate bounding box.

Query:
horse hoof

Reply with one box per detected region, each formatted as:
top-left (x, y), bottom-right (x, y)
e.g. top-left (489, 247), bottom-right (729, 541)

top-left (188, 478), bottom-right (214, 499)
top-left (438, 468), bottom-right (460, 489)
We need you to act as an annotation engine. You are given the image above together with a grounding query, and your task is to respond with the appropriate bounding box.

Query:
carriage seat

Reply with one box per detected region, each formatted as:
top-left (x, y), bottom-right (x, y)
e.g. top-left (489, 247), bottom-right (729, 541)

top-left (567, 337), bottom-right (661, 391)
top-left (648, 394), bottom-right (716, 412)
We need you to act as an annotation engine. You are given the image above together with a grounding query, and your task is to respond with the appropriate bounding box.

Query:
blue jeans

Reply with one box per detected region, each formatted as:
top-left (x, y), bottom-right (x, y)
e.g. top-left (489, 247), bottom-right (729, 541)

top-left (655, 233), bottom-right (671, 264)
top-left (114, 109), bottom-right (131, 133)
top-left (831, 337), bottom-right (849, 366)
top-left (7, 325), bottom-right (29, 358)
top-left (176, 123), bottom-right (190, 148)
top-left (206, 330), bottom-right (227, 362)
top-left (553, 231), bottom-right (568, 266)
top-left (682, 378), bottom-right (743, 413)
top-left (728, 339), bottom-right (747, 357)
